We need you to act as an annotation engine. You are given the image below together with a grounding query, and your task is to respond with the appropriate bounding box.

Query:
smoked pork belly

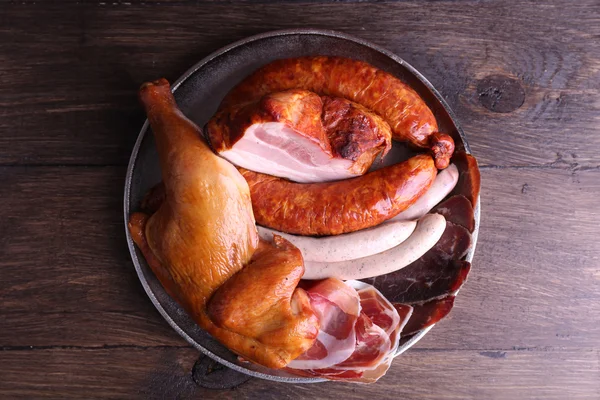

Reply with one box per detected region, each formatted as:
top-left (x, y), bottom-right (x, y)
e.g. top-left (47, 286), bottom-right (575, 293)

top-left (206, 89), bottom-right (392, 183)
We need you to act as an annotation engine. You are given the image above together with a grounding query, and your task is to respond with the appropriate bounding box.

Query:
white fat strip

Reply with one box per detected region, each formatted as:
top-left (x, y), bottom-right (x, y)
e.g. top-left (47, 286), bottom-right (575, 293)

top-left (287, 329), bottom-right (357, 370)
top-left (345, 280), bottom-right (404, 370)
top-left (257, 219), bottom-right (417, 263)
top-left (303, 214), bottom-right (447, 280)
top-left (393, 164), bottom-right (459, 221)
top-left (220, 122), bottom-right (357, 183)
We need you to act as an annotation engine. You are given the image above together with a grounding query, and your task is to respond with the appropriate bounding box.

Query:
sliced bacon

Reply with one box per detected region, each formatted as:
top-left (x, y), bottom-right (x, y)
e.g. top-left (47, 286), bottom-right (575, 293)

top-left (206, 89), bottom-right (392, 183)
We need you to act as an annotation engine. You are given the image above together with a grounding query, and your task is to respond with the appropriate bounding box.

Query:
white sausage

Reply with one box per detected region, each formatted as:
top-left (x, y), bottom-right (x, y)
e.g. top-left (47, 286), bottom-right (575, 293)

top-left (257, 219), bottom-right (417, 263)
top-left (302, 213), bottom-right (447, 280)
top-left (393, 164), bottom-right (459, 221)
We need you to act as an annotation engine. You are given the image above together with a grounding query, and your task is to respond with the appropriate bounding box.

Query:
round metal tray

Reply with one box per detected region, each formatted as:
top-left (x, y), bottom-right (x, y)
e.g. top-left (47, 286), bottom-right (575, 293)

top-left (124, 29), bottom-right (480, 383)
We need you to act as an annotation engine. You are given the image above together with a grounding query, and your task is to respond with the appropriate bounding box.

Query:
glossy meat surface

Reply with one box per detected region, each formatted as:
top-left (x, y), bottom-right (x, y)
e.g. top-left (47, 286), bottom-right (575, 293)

top-left (219, 56), bottom-right (453, 168)
top-left (207, 89), bottom-right (391, 182)
top-left (241, 154), bottom-right (437, 236)
top-left (208, 236), bottom-right (318, 363)
top-left (321, 95), bottom-right (392, 173)
top-left (364, 221), bottom-right (471, 304)
top-left (128, 79), bottom-right (318, 369)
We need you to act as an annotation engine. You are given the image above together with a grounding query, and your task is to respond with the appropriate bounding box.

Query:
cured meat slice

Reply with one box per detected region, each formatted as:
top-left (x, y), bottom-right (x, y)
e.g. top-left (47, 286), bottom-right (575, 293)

top-left (397, 296), bottom-right (456, 337)
top-left (349, 280), bottom-right (402, 349)
top-left (363, 222), bottom-right (471, 304)
top-left (288, 281), bottom-right (406, 383)
top-left (207, 89), bottom-right (392, 183)
top-left (432, 195), bottom-right (475, 232)
top-left (332, 312), bottom-right (391, 370)
top-left (449, 151), bottom-right (481, 208)
top-left (288, 279), bottom-right (360, 370)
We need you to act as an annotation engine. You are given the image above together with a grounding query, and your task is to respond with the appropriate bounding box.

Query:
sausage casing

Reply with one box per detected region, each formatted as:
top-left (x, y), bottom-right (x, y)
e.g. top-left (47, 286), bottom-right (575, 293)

top-left (241, 154), bottom-right (437, 236)
top-left (220, 56), bottom-right (454, 168)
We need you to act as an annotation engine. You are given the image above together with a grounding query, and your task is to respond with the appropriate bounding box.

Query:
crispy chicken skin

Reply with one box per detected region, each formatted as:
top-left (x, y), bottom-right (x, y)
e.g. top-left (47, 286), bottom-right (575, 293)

top-left (129, 79), bottom-right (318, 369)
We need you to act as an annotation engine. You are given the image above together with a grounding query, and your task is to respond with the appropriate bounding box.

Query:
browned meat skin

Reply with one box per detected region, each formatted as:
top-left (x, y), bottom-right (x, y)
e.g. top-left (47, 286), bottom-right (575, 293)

top-left (129, 79), bottom-right (318, 369)
top-left (219, 56), bottom-right (454, 169)
top-left (429, 133), bottom-right (455, 170)
top-left (240, 154), bottom-right (437, 236)
top-left (207, 89), bottom-right (392, 177)
top-left (321, 95), bottom-right (392, 173)
top-left (208, 236), bottom-right (318, 359)
top-left (207, 89), bottom-right (331, 154)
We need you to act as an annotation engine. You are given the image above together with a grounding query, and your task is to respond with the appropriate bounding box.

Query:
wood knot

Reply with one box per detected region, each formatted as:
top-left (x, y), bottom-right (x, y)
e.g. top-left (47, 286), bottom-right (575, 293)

top-left (191, 355), bottom-right (251, 389)
top-left (477, 75), bottom-right (525, 113)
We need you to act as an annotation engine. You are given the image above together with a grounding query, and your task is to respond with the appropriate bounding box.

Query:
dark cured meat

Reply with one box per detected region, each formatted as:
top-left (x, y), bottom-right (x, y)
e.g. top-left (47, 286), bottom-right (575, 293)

top-left (397, 296), bottom-right (456, 337)
top-left (363, 222), bottom-right (471, 304)
top-left (450, 151), bottom-right (481, 208)
top-left (432, 195), bottom-right (475, 233)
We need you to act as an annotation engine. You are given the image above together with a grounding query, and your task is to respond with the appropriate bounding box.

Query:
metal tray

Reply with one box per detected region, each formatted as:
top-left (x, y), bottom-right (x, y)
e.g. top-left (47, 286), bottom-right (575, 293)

top-left (124, 29), bottom-right (480, 383)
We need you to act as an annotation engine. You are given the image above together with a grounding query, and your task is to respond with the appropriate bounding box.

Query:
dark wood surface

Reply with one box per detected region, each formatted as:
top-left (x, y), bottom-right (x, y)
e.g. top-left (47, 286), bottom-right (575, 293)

top-left (1, 1), bottom-right (599, 399)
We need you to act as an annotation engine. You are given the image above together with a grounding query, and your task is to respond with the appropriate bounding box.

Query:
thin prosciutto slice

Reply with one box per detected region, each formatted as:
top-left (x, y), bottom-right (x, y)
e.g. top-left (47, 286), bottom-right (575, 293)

top-left (288, 280), bottom-right (409, 383)
top-left (288, 278), bottom-right (360, 369)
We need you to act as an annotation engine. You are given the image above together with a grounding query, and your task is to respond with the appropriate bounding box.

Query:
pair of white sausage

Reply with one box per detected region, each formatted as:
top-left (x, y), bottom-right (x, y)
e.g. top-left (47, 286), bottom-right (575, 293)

top-left (257, 164), bottom-right (459, 280)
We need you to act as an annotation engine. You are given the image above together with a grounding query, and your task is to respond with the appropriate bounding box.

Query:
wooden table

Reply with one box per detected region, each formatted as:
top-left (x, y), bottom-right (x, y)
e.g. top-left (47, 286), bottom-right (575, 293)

top-left (2, 1), bottom-right (599, 398)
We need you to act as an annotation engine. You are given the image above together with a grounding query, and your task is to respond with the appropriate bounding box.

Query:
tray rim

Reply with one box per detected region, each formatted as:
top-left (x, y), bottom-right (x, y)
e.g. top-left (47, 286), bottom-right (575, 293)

top-left (123, 28), bottom-right (480, 384)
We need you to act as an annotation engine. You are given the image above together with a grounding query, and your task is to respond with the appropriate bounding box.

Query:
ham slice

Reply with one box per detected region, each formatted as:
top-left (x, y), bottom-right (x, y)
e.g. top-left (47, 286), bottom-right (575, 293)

top-left (288, 280), bottom-right (407, 383)
top-left (288, 279), bottom-right (360, 370)
top-left (206, 89), bottom-right (392, 183)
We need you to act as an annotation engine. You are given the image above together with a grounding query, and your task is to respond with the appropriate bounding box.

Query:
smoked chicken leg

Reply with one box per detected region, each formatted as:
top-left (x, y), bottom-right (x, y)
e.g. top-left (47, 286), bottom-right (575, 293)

top-left (128, 79), bottom-right (318, 369)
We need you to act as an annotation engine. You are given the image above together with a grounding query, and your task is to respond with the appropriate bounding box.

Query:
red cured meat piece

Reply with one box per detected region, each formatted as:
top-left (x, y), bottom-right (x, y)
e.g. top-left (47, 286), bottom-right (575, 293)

top-left (449, 151), bottom-right (480, 208)
top-left (397, 296), bottom-right (456, 338)
top-left (363, 222), bottom-right (471, 304)
top-left (432, 195), bottom-right (475, 233)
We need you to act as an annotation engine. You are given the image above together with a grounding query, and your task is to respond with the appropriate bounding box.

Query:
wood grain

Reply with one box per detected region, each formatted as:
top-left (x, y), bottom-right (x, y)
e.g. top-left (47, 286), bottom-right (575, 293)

top-left (1, 167), bottom-right (599, 350)
top-left (1, 347), bottom-right (598, 399)
top-left (0, 1), bottom-right (599, 166)
top-left (1, 0), bottom-right (600, 398)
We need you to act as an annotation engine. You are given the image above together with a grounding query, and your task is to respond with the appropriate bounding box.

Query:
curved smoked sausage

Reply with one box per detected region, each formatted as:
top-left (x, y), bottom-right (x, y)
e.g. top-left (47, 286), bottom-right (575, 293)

top-left (241, 154), bottom-right (437, 236)
top-left (221, 56), bottom-right (454, 169)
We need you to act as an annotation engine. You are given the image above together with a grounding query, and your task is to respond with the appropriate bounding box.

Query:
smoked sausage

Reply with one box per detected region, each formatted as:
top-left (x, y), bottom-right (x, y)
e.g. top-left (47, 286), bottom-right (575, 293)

top-left (220, 56), bottom-right (454, 169)
top-left (240, 154), bottom-right (437, 236)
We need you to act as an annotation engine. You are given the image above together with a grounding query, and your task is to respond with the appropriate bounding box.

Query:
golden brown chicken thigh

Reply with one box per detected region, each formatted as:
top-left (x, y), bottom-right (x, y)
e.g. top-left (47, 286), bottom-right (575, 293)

top-left (128, 79), bottom-right (318, 369)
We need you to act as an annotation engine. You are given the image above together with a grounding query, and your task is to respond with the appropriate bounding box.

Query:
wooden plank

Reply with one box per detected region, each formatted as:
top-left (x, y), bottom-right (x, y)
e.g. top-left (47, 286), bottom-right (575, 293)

top-left (1, 166), bottom-right (599, 351)
top-left (0, 347), bottom-right (598, 399)
top-left (0, 1), bottom-right (599, 166)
